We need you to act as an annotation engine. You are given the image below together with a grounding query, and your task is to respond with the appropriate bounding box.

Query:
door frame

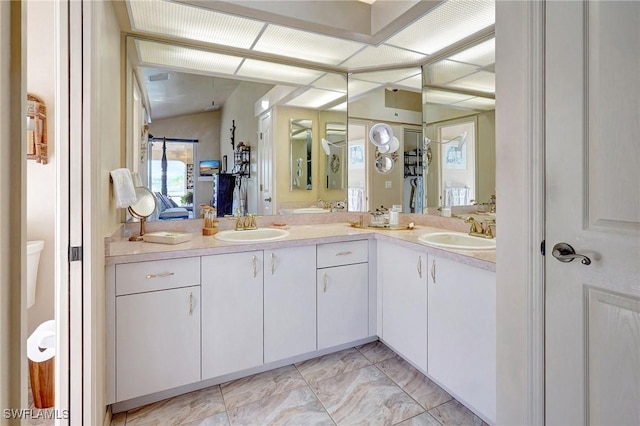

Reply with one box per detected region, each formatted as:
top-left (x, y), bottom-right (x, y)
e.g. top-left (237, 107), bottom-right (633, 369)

top-left (495, 1), bottom-right (545, 425)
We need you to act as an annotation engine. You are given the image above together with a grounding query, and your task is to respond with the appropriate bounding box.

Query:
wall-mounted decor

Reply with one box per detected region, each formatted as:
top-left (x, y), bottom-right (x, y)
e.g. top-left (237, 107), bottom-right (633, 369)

top-left (26, 93), bottom-right (48, 164)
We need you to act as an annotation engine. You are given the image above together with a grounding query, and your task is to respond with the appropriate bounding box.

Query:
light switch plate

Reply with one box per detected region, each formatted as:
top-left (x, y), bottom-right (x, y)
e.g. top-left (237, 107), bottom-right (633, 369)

top-left (385, 181), bottom-right (392, 189)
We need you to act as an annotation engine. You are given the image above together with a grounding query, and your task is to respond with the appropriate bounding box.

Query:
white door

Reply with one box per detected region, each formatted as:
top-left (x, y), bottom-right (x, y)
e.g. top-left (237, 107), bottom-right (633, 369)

top-left (264, 245), bottom-right (316, 363)
top-left (545, 2), bottom-right (640, 425)
top-left (258, 112), bottom-right (274, 215)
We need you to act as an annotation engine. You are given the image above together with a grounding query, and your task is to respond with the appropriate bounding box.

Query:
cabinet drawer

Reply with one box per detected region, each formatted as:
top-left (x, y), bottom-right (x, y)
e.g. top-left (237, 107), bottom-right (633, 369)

top-left (116, 257), bottom-right (200, 296)
top-left (317, 240), bottom-right (368, 268)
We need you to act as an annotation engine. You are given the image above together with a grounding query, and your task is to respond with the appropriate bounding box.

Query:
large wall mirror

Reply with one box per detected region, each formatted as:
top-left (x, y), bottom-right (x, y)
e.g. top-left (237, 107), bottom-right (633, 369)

top-left (123, 23), bottom-right (494, 219)
top-left (422, 37), bottom-right (496, 211)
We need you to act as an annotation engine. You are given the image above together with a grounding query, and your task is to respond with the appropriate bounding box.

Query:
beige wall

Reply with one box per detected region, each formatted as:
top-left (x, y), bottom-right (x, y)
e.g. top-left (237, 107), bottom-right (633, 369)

top-left (275, 106), bottom-right (321, 207)
top-left (1, 0), bottom-right (28, 416)
top-left (220, 81), bottom-right (272, 214)
top-left (348, 86), bottom-right (422, 125)
top-left (88, 1), bottom-right (122, 424)
top-left (149, 111), bottom-right (221, 211)
top-left (26, 0), bottom-right (55, 336)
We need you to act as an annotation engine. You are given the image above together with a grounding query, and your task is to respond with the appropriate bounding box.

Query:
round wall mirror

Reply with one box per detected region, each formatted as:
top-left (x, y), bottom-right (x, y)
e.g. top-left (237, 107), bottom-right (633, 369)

top-left (128, 187), bottom-right (157, 241)
top-left (374, 155), bottom-right (394, 174)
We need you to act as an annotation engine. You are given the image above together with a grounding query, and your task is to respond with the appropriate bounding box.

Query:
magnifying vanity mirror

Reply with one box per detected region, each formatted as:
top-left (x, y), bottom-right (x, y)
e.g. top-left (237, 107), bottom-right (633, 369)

top-left (128, 187), bottom-right (157, 241)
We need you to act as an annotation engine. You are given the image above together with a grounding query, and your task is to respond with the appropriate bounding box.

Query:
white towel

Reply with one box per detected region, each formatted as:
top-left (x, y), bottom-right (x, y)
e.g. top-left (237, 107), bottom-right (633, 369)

top-left (110, 168), bottom-right (137, 208)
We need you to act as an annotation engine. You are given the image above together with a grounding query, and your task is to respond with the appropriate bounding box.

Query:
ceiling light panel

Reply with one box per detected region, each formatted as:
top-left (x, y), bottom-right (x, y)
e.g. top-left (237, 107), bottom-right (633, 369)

top-left (449, 38), bottom-right (495, 66)
top-left (128, 0), bottom-right (264, 49)
top-left (312, 73), bottom-right (348, 93)
top-left (446, 70), bottom-right (495, 92)
top-left (350, 68), bottom-right (421, 85)
top-left (285, 88), bottom-right (345, 109)
top-left (348, 79), bottom-right (382, 100)
top-left (329, 102), bottom-right (348, 112)
top-left (425, 60), bottom-right (480, 86)
top-left (136, 40), bottom-right (243, 75)
top-left (386, 0), bottom-right (495, 55)
top-left (341, 44), bottom-right (426, 69)
top-left (395, 73), bottom-right (422, 91)
top-left (423, 89), bottom-right (475, 105)
top-left (236, 59), bottom-right (325, 85)
top-left (453, 96), bottom-right (495, 110)
top-left (253, 25), bottom-right (364, 66)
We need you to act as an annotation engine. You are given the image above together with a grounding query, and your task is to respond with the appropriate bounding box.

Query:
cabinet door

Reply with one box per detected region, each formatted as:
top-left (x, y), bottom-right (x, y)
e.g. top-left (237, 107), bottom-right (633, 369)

top-left (264, 245), bottom-right (317, 363)
top-left (380, 242), bottom-right (428, 372)
top-left (202, 251), bottom-right (263, 380)
top-left (317, 263), bottom-right (368, 349)
top-left (428, 255), bottom-right (496, 423)
top-left (116, 286), bottom-right (200, 401)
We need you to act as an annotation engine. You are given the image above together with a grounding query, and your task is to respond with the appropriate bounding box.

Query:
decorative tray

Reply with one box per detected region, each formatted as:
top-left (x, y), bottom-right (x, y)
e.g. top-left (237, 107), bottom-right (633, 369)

top-left (143, 232), bottom-right (192, 245)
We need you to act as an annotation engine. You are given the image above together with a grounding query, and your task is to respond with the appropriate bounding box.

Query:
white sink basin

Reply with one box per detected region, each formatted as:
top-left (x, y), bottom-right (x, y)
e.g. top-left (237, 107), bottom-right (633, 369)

top-left (418, 232), bottom-right (496, 250)
top-left (292, 207), bottom-right (330, 214)
top-left (215, 228), bottom-right (290, 243)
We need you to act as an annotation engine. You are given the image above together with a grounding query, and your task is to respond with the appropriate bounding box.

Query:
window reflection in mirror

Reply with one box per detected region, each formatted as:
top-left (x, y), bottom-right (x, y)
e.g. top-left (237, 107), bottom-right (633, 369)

top-left (290, 119), bottom-right (313, 190)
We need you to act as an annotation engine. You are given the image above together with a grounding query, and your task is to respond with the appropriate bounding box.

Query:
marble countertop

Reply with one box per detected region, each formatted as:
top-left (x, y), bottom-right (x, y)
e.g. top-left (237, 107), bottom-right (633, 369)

top-left (106, 223), bottom-right (495, 272)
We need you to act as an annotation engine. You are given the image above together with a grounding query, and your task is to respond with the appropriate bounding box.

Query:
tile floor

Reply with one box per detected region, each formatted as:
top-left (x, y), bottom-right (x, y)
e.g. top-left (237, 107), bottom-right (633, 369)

top-left (111, 341), bottom-right (488, 426)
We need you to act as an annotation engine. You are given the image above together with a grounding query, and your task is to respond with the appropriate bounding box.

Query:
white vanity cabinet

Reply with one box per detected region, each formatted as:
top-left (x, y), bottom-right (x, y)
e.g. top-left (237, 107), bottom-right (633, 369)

top-left (427, 255), bottom-right (496, 423)
top-left (114, 257), bottom-right (201, 402)
top-left (316, 240), bottom-right (369, 349)
top-left (201, 251), bottom-right (264, 379)
top-left (264, 245), bottom-right (317, 363)
top-left (379, 241), bottom-right (428, 372)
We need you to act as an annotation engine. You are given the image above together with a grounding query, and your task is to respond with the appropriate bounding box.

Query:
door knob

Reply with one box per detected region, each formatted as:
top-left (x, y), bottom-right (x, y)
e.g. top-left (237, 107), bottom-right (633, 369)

top-left (264, 197), bottom-right (272, 202)
top-left (551, 242), bottom-right (591, 265)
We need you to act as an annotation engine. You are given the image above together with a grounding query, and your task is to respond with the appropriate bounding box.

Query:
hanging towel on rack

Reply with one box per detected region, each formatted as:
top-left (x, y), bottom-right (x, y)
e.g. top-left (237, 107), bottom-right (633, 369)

top-left (109, 168), bottom-right (137, 208)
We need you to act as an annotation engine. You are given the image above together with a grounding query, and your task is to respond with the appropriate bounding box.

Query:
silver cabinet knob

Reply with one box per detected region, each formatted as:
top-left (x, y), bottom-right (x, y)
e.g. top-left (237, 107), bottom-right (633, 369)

top-left (551, 242), bottom-right (591, 265)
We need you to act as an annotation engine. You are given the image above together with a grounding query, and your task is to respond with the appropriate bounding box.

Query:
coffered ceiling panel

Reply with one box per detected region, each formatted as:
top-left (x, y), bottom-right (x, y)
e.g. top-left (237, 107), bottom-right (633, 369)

top-left (129, 0), bottom-right (265, 49)
top-left (395, 73), bottom-right (422, 91)
top-left (423, 89), bottom-right (475, 105)
top-left (340, 44), bottom-right (426, 69)
top-left (426, 60), bottom-right (480, 86)
top-left (284, 88), bottom-right (345, 109)
top-left (347, 79), bottom-right (382, 100)
top-left (312, 73), bottom-right (348, 93)
top-left (385, 0), bottom-right (495, 55)
top-left (445, 70), bottom-right (495, 92)
top-left (136, 40), bottom-right (243, 75)
top-left (236, 59), bottom-right (325, 85)
top-left (350, 68), bottom-right (421, 85)
top-left (253, 25), bottom-right (365, 66)
top-left (449, 38), bottom-right (495, 67)
top-left (452, 96), bottom-right (496, 110)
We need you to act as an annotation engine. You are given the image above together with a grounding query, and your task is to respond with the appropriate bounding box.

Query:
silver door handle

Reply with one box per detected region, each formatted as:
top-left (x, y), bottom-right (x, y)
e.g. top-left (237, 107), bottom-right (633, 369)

top-left (189, 292), bottom-right (194, 315)
top-left (264, 197), bottom-right (272, 202)
top-left (323, 272), bottom-right (328, 293)
top-left (252, 255), bottom-right (258, 277)
top-left (270, 252), bottom-right (275, 275)
top-left (431, 259), bottom-right (436, 283)
top-left (551, 243), bottom-right (591, 265)
top-left (417, 256), bottom-right (422, 278)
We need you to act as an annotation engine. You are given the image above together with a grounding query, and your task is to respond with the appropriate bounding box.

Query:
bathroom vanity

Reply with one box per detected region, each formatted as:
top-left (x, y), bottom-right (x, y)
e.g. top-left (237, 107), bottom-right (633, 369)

top-left (105, 222), bottom-right (495, 423)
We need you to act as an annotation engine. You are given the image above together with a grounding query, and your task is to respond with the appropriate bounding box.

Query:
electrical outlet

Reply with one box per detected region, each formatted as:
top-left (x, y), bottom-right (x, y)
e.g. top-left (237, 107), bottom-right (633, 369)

top-left (385, 181), bottom-right (392, 189)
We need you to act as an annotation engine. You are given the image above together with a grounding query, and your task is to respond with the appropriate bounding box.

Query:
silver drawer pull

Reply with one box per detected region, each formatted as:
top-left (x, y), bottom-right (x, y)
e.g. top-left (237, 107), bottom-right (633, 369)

top-left (431, 260), bottom-right (436, 284)
top-left (336, 251), bottom-right (353, 256)
top-left (252, 255), bottom-right (258, 278)
top-left (145, 272), bottom-right (175, 279)
top-left (189, 292), bottom-right (194, 315)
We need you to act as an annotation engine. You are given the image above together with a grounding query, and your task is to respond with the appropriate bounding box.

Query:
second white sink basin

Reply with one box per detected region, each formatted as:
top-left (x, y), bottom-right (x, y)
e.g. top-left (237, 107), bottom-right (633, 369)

top-left (292, 207), bottom-right (330, 214)
top-left (418, 232), bottom-right (496, 250)
top-left (215, 228), bottom-right (290, 243)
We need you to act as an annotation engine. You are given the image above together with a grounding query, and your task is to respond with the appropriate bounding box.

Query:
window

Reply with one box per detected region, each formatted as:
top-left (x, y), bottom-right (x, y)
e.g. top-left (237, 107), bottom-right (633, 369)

top-left (149, 141), bottom-right (196, 206)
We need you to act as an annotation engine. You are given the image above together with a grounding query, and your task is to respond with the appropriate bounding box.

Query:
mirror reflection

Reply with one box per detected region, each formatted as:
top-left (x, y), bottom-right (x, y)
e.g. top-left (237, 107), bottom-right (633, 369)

top-left (422, 37), bottom-right (496, 211)
top-left (323, 122), bottom-right (346, 191)
top-left (290, 119), bottom-right (313, 191)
